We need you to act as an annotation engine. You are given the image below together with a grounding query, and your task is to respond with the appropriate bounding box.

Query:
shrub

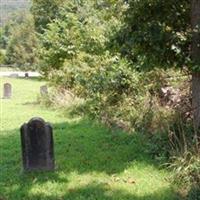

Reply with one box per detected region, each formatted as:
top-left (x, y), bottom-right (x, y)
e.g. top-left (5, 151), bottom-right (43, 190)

top-left (4, 12), bottom-right (38, 69)
top-left (0, 49), bottom-right (6, 64)
top-left (169, 152), bottom-right (200, 185)
top-left (187, 185), bottom-right (200, 200)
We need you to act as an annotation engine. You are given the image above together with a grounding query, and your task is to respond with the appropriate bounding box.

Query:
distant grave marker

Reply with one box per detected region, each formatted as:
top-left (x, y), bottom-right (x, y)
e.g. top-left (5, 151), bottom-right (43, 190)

top-left (40, 85), bottom-right (48, 96)
top-left (3, 83), bottom-right (12, 99)
top-left (25, 72), bottom-right (29, 78)
top-left (20, 117), bottom-right (55, 171)
top-left (9, 73), bottom-right (19, 78)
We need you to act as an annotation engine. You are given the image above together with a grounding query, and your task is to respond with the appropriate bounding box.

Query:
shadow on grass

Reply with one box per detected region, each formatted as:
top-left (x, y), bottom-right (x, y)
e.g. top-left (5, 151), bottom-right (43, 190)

top-left (0, 117), bottom-right (179, 200)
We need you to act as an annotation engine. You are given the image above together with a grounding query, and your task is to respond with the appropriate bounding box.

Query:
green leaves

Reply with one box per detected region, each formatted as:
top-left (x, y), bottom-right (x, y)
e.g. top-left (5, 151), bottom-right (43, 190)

top-left (36, 0), bottom-right (125, 74)
top-left (3, 13), bottom-right (38, 69)
top-left (117, 0), bottom-right (191, 70)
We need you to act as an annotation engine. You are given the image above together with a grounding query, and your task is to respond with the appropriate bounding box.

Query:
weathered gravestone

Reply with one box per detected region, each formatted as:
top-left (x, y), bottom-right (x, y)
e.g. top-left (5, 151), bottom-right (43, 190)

top-left (40, 85), bottom-right (48, 96)
top-left (20, 117), bottom-right (55, 171)
top-left (3, 83), bottom-right (12, 99)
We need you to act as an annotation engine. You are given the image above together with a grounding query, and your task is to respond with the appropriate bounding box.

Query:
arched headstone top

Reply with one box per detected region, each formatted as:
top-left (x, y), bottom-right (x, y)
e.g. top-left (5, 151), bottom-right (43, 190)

top-left (4, 83), bottom-right (12, 87)
top-left (27, 117), bottom-right (46, 130)
top-left (28, 117), bottom-right (45, 124)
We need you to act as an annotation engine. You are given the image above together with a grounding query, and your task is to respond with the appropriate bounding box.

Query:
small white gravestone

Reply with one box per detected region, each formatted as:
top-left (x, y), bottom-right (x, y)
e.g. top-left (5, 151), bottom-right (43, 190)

top-left (3, 83), bottom-right (12, 99)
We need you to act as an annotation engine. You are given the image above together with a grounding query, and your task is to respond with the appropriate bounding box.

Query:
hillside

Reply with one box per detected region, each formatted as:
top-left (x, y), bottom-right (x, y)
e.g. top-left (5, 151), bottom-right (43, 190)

top-left (0, 0), bottom-right (30, 26)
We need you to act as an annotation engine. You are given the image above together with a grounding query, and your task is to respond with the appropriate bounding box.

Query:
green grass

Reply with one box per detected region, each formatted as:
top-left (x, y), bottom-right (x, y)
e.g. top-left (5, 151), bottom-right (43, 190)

top-left (0, 78), bottom-right (180, 200)
top-left (0, 67), bottom-right (20, 71)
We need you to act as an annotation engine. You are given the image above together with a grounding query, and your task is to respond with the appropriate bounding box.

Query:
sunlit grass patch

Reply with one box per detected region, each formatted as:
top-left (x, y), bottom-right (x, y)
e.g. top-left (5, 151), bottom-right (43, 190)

top-left (0, 78), bottom-right (179, 200)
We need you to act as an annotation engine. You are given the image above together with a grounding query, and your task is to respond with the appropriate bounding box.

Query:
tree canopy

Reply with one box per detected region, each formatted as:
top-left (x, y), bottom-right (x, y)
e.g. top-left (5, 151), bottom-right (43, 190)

top-left (117, 0), bottom-right (191, 70)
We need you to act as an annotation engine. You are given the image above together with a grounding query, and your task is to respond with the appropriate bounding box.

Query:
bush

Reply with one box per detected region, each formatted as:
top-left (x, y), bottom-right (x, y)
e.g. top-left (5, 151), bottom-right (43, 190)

top-left (0, 49), bottom-right (6, 64)
top-left (169, 152), bottom-right (200, 185)
top-left (187, 185), bottom-right (200, 200)
top-left (2, 12), bottom-right (38, 69)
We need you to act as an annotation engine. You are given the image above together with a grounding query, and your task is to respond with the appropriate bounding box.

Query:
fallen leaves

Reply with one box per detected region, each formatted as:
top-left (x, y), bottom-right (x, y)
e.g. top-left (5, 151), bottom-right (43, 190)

top-left (111, 174), bottom-right (136, 185)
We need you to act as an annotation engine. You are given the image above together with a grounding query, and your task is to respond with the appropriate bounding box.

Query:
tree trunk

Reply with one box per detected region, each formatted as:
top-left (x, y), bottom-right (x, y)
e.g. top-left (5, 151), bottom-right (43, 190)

top-left (191, 0), bottom-right (200, 133)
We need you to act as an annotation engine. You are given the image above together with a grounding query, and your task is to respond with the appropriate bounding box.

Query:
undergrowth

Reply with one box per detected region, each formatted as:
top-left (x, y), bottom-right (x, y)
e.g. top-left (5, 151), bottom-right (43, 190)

top-left (40, 68), bottom-right (199, 198)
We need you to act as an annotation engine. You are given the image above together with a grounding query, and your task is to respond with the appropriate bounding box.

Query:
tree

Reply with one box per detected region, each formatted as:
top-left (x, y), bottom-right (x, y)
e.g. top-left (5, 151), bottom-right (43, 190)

top-left (0, 49), bottom-right (6, 64)
top-left (5, 13), bottom-right (38, 68)
top-left (31, 0), bottom-right (124, 33)
top-left (33, 0), bottom-right (125, 74)
top-left (31, 0), bottom-right (64, 33)
top-left (118, 0), bottom-right (200, 132)
top-left (191, 0), bottom-right (200, 132)
top-left (0, 25), bottom-right (11, 49)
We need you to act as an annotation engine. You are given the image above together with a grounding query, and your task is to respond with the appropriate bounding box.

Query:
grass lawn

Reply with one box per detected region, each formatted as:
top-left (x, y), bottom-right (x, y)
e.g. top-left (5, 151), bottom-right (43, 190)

top-left (0, 67), bottom-right (20, 71)
top-left (0, 78), bottom-right (180, 200)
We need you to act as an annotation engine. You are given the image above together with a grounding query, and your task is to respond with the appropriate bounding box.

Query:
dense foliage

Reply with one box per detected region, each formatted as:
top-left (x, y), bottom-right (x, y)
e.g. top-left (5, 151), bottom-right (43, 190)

top-left (1, 12), bottom-right (38, 68)
top-left (6, 13), bottom-right (38, 68)
top-left (0, 49), bottom-right (6, 64)
top-left (36, 1), bottom-right (125, 74)
top-left (31, 0), bottom-right (63, 33)
top-left (117, 0), bottom-right (191, 70)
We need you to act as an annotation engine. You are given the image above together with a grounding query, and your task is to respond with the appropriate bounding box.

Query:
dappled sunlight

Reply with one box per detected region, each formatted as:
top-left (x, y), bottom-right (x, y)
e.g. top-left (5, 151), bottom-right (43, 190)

top-left (0, 78), bottom-right (178, 200)
top-left (24, 183), bottom-right (178, 200)
top-left (28, 181), bottom-right (66, 198)
top-left (1, 0), bottom-right (199, 198)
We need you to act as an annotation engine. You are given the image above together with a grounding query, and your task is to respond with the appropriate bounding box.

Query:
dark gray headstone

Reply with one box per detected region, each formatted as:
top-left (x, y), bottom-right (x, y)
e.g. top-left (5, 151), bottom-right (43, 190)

top-left (20, 117), bottom-right (55, 171)
top-left (25, 72), bottom-right (29, 78)
top-left (3, 83), bottom-right (12, 99)
top-left (40, 85), bottom-right (48, 96)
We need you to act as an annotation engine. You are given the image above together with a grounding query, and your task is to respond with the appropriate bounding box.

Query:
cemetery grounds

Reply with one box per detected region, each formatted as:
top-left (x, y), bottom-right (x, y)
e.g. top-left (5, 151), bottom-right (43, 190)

top-left (0, 77), bottom-right (181, 200)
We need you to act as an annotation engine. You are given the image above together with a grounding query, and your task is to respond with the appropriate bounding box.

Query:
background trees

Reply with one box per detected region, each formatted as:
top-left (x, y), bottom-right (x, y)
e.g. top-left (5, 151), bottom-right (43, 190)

top-left (31, 0), bottom-right (63, 33)
top-left (34, 1), bottom-right (125, 75)
top-left (0, 0), bottom-right (29, 26)
top-left (117, 0), bottom-right (191, 70)
top-left (5, 13), bottom-right (38, 68)
top-left (0, 1), bottom-right (37, 69)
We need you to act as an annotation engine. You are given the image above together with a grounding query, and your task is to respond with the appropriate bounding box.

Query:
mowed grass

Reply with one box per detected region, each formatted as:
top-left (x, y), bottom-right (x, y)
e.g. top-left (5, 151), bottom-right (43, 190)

top-left (0, 67), bottom-right (20, 71)
top-left (0, 78), bottom-right (180, 200)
